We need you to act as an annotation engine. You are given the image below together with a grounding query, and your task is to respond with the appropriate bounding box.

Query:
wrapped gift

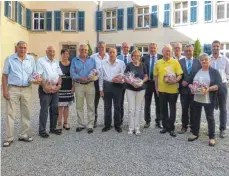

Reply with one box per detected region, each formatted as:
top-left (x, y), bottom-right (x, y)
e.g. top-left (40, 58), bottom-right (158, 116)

top-left (163, 66), bottom-right (176, 84)
top-left (189, 80), bottom-right (208, 94)
top-left (30, 72), bottom-right (42, 83)
top-left (114, 73), bottom-right (125, 83)
top-left (88, 69), bottom-right (98, 81)
top-left (123, 72), bottom-right (144, 87)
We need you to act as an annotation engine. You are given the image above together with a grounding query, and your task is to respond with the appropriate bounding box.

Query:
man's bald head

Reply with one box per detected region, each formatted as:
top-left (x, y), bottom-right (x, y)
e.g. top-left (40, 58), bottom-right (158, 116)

top-left (46, 46), bottom-right (56, 60)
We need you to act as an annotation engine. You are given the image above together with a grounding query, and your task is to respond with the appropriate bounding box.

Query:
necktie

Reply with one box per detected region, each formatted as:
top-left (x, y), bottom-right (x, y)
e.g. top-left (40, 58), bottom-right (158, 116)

top-left (124, 56), bottom-right (127, 65)
top-left (187, 60), bottom-right (192, 74)
top-left (149, 56), bottom-right (155, 79)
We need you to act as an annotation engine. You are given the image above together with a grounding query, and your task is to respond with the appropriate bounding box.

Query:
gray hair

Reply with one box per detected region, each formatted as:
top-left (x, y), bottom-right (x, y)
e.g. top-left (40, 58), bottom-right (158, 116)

top-left (174, 42), bottom-right (182, 48)
top-left (199, 53), bottom-right (209, 61)
top-left (79, 44), bottom-right (88, 48)
top-left (97, 41), bottom-right (106, 46)
top-left (149, 43), bottom-right (158, 48)
top-left (162, 44), bottom-right (173, 52)
top-left (17, 41), bottom-right (27, 46)
top-left (184, 44), bottom-right (194, 50)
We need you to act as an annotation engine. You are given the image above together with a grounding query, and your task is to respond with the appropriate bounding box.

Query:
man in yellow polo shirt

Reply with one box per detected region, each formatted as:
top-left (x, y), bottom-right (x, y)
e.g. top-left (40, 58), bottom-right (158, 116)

top-left (154, 44), bottom-right (183, 137)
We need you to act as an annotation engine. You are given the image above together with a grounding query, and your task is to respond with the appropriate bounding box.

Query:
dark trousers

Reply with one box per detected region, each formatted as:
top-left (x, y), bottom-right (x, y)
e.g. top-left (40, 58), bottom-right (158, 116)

top-left (103, 81), bottom-right (123, 128)
top-left (159, 92), bottom-right (178, 131)
top-left (94, 80), bottom-right (102, 123)
top-left (38, 86), bottom-right (59, 134)
top-left (144, 81), bottom-right (160, 124)
top-left (180, 93), bottom-right (195, 129)
top-left (218, 83), bottom-right (228, 131)
top-left (120, 88), bottom-right (126, 124)
top-left (192, 101), bottom-right (215, 139)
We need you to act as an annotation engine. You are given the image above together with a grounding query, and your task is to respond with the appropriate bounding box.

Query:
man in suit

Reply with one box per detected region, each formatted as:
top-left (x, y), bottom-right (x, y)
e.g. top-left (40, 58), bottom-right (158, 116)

top-left (142, 43), bottom-right (163, 128)
top-left (179, 44), bottom-right (201, 133)
top-left (117, 42), bottom-right (132, 125)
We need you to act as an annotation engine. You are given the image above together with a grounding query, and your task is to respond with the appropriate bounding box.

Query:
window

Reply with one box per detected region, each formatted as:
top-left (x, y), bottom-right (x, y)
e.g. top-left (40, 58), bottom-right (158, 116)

top-left (136, 46), bottom-right (148, 56)
top-left (217, 1), bottom-right (229, 20)
top-left (8, 1), bottom-right (12, 19)
top-left (220, 43), bottom-right (229, 58)
top-left (63, 12), bottom-right (77, 31)
top-left (174, 1), bottom-right (188, 25)
top-left (105, 10), bottom-right (116, 30)
top-left (137, 7), bottom-right (150, 28)
top-left (33, 12), bottom-right (45, 30)
top-left (21, 6), bottom-right (26, 26)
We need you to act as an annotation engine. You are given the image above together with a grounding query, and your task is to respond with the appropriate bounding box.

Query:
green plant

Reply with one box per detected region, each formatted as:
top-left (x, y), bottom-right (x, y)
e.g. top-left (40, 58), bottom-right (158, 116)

top-left (87, 41), bottom-right (93, 56)
top-left (193, 39), bottom-right (202, 59)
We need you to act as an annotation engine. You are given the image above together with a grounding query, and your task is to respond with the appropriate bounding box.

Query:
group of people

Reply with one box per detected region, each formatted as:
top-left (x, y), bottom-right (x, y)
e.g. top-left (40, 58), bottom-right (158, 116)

top-left (2, 40), bottom-right (228, 147)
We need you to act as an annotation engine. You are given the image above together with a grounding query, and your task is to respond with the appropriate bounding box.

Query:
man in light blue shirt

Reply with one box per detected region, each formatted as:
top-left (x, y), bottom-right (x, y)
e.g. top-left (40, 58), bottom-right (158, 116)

top-left (2, 41), bottom-right (37, 147)
top-left (70, 44), bottom-right (97, 134)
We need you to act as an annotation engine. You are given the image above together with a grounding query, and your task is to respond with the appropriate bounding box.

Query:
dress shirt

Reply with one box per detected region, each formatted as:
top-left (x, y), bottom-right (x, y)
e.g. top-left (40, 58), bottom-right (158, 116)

top-left (210, 54), bottom-right (229, 83)
top-left (2, 53), bottom-right (36, 86)
top-left (36, 56), bottom-right (63, 83)
top-left (173, 55), bottom-right (185, 60)
top-left (91, 52), bottom-right (109, 75)
top-left (70, 56), bottom-right (96, 80)
top-left (99, 59), bottom-right (125, 91)
top-left (185, 57), bottom-right (193, 71)
top-left (117, 54), bottom-right (132, 64)
top-left (149, 54), bottom-right (158, 70)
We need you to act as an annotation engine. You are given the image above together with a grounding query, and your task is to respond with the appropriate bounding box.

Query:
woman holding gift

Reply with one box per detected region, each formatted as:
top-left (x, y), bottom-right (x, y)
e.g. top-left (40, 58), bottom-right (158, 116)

top-left (57, 49), bottom-right (74, 131)
top-left (188, 53), bottom-right (222, 146)
top-left (124, 49), bottom-right (148, 135)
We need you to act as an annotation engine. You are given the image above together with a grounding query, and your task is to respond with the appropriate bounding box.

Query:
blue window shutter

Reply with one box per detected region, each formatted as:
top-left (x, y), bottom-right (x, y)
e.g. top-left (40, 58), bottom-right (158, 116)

top-left (78, 11), bottom-right (85, 31)
top-left (26, 8), bottom-right (31, 30)
top-left (4, 1), bottom-right (9, 17)
top-left (18, 3), bottom-right (22, 24)
top-left (190, 1), bottom-right (197, 23)
top-left (46, 11), bottom-right (52, 31)
top-left (54, 11), bottom-right (61, 31)
top-left (204, 1), bottom-right (212, 22)
top-left (204, 44), bottom-right (212, 55)
top-left (96, 11), bottom-right (103, 31)
top-left (127, 7), bottom-right (134, 29)
top-left (151, 5), bottom-right (158, 28)
top-left (163, 4), bottom-right (170, 27)
top-left (117, 9), bottom-right (124, 30)
top-left (116, 46), bottom-right (121, 55)
top-left (130, 46), bottom-right (134, 53)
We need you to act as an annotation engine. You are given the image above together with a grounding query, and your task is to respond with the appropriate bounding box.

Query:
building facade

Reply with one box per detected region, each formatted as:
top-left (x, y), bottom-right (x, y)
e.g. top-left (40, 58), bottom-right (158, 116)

top-left (1, 1), bottom-right (229, 71)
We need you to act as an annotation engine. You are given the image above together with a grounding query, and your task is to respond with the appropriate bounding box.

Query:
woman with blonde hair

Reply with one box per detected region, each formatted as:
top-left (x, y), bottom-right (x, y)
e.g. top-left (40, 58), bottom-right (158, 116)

top-left (125, 49), bottom-right (148, 135)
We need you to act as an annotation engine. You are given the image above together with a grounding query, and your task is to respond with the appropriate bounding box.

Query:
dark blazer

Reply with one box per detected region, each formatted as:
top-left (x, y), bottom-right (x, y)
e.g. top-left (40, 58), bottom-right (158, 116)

top-left (179, 58), bottom-right (201, 94)
top-left (141, 54), bottom-right (163, 80)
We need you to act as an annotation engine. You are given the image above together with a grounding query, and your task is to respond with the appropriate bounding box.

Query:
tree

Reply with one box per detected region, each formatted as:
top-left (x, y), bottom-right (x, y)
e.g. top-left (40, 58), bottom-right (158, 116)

top-left (193, 39), bottom-right (202, 59)
top-left (87, 41), bottom-right (93, 56)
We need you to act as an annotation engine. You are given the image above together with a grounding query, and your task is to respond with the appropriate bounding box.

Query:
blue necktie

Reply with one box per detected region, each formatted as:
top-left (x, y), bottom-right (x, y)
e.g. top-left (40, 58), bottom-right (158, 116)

top-left (124, 56), bottom-right (127, 65)
top-left (149, 56), bottom-right (155, 79)
top-left (187, 60), bottom-right (192, 74)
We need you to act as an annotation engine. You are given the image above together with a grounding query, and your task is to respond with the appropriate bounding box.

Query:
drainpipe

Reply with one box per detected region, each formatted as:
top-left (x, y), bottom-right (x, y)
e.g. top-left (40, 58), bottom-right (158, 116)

top-left (96, 1), bottom-right (100, 45)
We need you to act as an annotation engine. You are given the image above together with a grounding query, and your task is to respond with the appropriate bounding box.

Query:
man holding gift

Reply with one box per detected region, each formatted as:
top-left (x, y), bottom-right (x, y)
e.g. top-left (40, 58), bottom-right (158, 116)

top-left (99, 48), bottom-right (125, 133)
top-left (178, 44), bottom-right (201, 134)
top-left (70, 44), bottom-right (97, 134)
top-left (142, 43), bottom-right (163, 129)
top-left (2, 41), bottom-right (38, 147)
top-left (154, 44), bottom-right (183, 137)
top-left (37, 46), bottom-right (63, 138)
top-left (210, 40), bottom-right (229, 138)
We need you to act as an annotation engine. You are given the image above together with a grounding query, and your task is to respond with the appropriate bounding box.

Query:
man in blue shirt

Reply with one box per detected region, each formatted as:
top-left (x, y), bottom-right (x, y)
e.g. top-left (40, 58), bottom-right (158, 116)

top-left (70, 44), bottom-right (97, 134)
top-left (2, 41), bottom-right (37, 147)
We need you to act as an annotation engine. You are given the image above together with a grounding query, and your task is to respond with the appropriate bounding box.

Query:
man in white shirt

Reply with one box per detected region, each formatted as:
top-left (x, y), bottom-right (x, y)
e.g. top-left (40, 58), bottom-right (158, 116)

top-left (37, 46), bottom-right (63, 138)
top-left (117, 42), bottom-right (132, 125)
top-left (99, 48), bottom-right (125, 133)
top-left (173, 42), bottom-right (185, 60)
top-left (210, 40), bottom-right (229, 138)
top-left (90, 41), bottom-right (109, 128)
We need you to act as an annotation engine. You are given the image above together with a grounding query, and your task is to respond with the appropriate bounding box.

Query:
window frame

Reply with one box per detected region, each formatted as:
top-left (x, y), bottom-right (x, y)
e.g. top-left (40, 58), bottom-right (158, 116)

top-left (63, 11), bottom-right (77, 31)
top-left (136, 6), bottom-right (150, 29)
top-left (21, 5), bottom-right (26, 26)
top-left (8, 1), bottom-right (13, 19)
top-left (220, 43), bottom-right (229, 58)
top-left (174, 1), bottom-right (189, 26)
top-left (136, 45), bottom-right (149, 56)
top-left (105, 10), bottom-right (117, 31)
top-left (204, 1), bottom-right (212, 23)
top-left (216, 1), bottom-right (229, 21)
top-left (32, 11), bottom-right (45, 31)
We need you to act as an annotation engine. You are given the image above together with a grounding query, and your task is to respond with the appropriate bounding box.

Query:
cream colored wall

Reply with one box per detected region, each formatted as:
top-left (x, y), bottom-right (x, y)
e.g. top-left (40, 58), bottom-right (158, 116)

top-left (1, 1), bottom-right (31, 72)
top-left (28, 1), bottom-right (97, 60)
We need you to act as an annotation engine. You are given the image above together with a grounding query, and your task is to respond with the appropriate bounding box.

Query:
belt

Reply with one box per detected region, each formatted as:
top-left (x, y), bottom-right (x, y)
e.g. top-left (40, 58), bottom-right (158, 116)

top-left (9, 85), bottom-right (29, 88)
top-left (75, 81), bottom-right (92, 85)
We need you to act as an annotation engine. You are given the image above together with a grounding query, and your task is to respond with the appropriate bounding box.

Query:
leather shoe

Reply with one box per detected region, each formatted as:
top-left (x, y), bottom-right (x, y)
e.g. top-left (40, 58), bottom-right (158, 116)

top-left (144, 123), bottom-right (150, 128)
top-left (170, 131), bottom-right (177, 137)
top-left (115, 127), bottom-right (122, 133)
top-left (102, 126), bottom-right (111, 132)
top-left (160, 128), bottom-right (167, 134)
top-left (219, 130), bottom-right (226, 138)
top-left (76, 127), bottom-right (85, 132)
top-left (39, 132), bottom-right (49, 138)
top-left (155, 122), bottom-right (162, 129)
top-left (88, 128), bottom-right (93, 134)
top-left (50, 129), bottom-right (62, 135)
top-left (188, 134), bottom-right (199, 141)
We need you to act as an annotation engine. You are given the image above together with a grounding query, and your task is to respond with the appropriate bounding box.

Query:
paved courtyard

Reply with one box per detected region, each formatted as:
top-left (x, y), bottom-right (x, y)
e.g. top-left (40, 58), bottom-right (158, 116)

top-left (1, 85), bottom-right (229, 176)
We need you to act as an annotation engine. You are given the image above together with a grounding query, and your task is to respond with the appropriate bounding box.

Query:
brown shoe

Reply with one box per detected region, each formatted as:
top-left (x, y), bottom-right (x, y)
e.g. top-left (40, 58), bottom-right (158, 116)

top-left (209, 139), bottom-right (216, 147)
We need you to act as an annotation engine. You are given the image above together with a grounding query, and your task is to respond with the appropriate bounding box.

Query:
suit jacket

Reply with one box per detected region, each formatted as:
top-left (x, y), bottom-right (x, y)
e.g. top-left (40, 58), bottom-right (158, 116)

top-left (141, 54), bottom-right (163, 80)
top-left (179, 58), bottom-right (201, 94)
top-left (117, 54), bottom-right (132, 64)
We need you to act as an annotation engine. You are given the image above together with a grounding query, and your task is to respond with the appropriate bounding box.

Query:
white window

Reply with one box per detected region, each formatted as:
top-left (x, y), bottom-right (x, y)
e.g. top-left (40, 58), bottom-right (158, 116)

top-left (33, 12), bottom-right (45, 30)
top-left (217, 1), bottom-right (229, 20)
top-left (21, 6), bottom-right (25, 26)
top-left (174, 1), bottom-right (188, 25)
top-left (136, 46), bottom-right (148, 56)
top-left (137, 7), bottom-right (150, 28)
top-left (105, 10), bottom-right (116, 30)
top-left (220, 43), bottom-right (229, 58)
top-left (63, 12), bottom-right (77, 31)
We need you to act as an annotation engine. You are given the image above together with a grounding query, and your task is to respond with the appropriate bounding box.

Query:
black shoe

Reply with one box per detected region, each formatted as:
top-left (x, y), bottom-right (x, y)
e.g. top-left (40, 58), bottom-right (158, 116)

top-left (93, 121), bottom-right (97, 128)
top-left (50, 129), bottom-right (62, 135)
top-left (155, 122), bottom-right (162, 129)
top-left (88, 128), bottom-right (93, 134)
top-left (170, 131), bottom-right (177, 137)
top-left (102, 126), bottom-right (111, 132)
top-left (76, 127), bottom-right (85, 132)
top-left (115, 127), bottom-right (122, 133)
top-left (160, 128), bottom-right (167, 134)
top-left (219, 130), bottom-right (226, 138)
top-left (144, 122), bottom-right (150, 128)
top-left (39, 132), bottom-right (50, 138)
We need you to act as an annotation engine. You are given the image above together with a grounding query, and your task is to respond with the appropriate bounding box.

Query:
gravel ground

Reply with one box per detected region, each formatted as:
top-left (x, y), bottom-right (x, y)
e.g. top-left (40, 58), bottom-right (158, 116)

top-left (1, 85), bottom-right (229, 176)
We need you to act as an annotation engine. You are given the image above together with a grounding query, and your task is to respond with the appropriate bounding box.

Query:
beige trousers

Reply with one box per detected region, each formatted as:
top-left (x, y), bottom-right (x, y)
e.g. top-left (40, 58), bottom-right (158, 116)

top-left (6, 86), bottom-right (32, 141)
top-left (74, 82), bottom-right (95, 128)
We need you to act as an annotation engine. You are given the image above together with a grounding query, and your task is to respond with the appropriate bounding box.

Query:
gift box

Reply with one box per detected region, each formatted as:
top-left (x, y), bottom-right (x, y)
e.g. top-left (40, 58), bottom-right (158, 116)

top-left (88, 69), bottom-right (98, 81)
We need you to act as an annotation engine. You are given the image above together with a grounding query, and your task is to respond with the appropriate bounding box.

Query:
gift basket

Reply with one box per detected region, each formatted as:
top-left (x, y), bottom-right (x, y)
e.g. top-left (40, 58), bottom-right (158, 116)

top-left (88, 69), bottom-right (98, 81)
top-left (188, 78), bottom-right (208, 94)
top-left (30, 72), bottom-right (42, 83)
top-left (123, 72), bottom-right (144, 87)
top-left (114, 73), bottom-right (125, 83)
top-left (163, 66), bottom-right (176, 84)
top-left (42, 73), bottom-right (59, 89)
